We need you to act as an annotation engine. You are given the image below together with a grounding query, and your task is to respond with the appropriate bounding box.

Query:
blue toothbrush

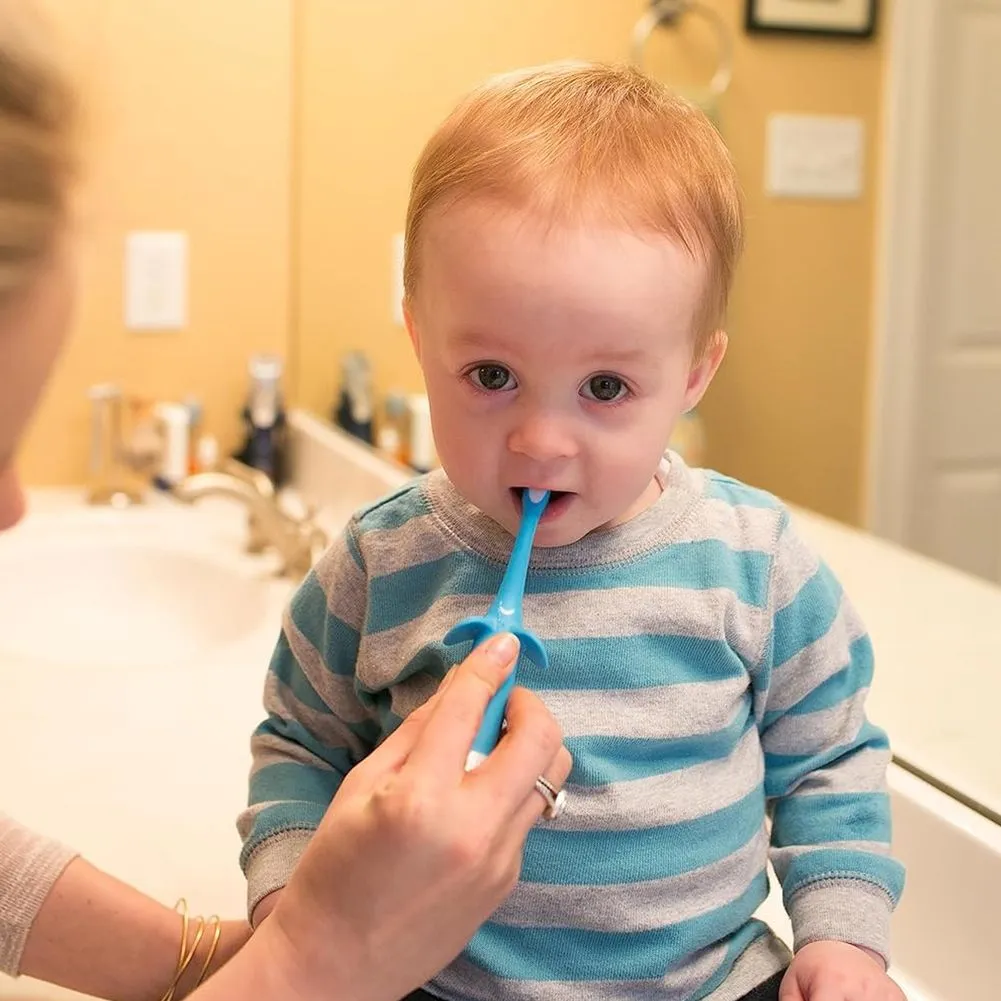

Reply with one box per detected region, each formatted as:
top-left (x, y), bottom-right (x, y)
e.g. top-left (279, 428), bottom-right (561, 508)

top-left (444, 488), bottom-right (550, 769)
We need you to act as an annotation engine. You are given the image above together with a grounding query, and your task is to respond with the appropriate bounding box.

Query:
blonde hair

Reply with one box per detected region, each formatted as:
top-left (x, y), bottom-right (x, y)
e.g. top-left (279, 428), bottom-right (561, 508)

top-left (0, 4), bottom-right (77, 306)
top-left (404, 61), bottom-right (743, 349)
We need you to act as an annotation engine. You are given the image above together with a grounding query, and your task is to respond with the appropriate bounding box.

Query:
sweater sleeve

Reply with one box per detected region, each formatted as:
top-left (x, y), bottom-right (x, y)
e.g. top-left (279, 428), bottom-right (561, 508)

top-left (0, 814), bottom-right (78, 976)
top-left (757, 512), bottom-right (906, 965)
top-left (237, 524), bottom-right (379, 919)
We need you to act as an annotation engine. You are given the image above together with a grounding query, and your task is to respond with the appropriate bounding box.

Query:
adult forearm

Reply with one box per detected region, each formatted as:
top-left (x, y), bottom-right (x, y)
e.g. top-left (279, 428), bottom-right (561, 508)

top-left (18, 857), bottom-right (250, 1001)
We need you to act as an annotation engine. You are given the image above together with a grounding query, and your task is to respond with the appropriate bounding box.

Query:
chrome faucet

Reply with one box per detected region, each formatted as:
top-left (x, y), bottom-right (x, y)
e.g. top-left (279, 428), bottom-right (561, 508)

top-left (86, 383), bottom-right (153, 507)
top-left (172, 460), bottom-right (328, 580)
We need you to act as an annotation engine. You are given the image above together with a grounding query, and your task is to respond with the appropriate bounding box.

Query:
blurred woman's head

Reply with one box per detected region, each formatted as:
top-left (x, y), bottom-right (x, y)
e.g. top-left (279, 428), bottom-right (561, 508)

top-left (0, 3), bottom-right (79, 530)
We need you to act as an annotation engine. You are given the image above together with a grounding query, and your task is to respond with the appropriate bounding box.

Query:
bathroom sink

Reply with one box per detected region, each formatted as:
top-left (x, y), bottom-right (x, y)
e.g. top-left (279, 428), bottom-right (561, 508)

top-left (0, 491), bottom-right (293, 671)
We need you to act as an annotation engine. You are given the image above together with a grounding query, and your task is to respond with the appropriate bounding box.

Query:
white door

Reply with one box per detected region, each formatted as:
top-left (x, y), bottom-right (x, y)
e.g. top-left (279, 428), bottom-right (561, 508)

top-left (869, 0), bottom-right (1001, 583)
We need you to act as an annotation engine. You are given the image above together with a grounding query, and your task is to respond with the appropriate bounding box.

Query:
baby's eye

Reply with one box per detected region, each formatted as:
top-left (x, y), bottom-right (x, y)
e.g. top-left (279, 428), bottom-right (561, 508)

top-left (581, 374), bottom-right (628, 403)
top-left (470, 364), bottom-right (517, 392)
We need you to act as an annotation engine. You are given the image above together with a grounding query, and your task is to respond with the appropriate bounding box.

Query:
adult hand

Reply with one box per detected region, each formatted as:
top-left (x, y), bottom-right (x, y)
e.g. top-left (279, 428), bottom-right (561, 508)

top-left (257, 632), bottom-right (571, 1001)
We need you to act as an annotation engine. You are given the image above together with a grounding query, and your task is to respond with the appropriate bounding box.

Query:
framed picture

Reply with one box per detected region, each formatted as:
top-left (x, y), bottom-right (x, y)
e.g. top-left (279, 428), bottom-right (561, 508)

top-left (746, 0), bottom-right (877, 39)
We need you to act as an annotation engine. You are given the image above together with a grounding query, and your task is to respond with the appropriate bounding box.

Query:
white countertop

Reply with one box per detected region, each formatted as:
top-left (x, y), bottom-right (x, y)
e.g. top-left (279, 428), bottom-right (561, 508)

top-left (791, 506), bottom-right (1001, 820)
top-left (1, 451), bottom-right (998, 998)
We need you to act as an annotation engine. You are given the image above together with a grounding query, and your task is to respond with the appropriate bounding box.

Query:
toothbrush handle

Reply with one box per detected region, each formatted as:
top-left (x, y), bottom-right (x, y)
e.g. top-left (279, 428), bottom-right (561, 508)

top-left (465, 643), bottom-right (517, 770)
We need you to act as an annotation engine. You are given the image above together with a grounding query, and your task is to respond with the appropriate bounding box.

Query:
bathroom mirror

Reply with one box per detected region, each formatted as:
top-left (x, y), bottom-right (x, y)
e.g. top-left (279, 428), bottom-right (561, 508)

top-left (20, 2), bottom-right (998, 828)
top-left (287, 1), bottom-right (1001, 828)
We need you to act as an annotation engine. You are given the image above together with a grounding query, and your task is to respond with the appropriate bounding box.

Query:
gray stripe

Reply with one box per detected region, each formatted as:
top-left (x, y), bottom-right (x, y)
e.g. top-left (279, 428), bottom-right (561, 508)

top-left (701, 933), bottom-right (790, 1001)
top-left (787, 880), bottom-right (892, 960)
top-left (360, 586), bottom-right (767, 676)
top-left (359, 594), bottom-right (483, 688)
top-left (389, 670), bottom-right (442, 719)
top-left (761, 691), bottom-right (868, 757)
top-left (556, 725), bottom-right (764, 831)
top-left (526, 586), bottom-right (767, 653)
top-left (769, 523), bottom-right (819, 614)
top-left (283, 609), bottom-right (371, 725)
top-left (250, 737), bottom-right (336, 775)
top-left (771, 840), bottom-right (890, 884)
top-left (674, 497), bottom-right (782, 553)
top-left (494, 825), bottom-right (769, 931)
top-left (791, 744), bottom-right (890, 796)
top-left (542, 676), bottom-right (749, 741)
top-left (243, 828), bottom-right (312, 921)
top-left (314, 532), bottom-right (367, 628)
top-left (767, 597), bottom-right (867, 711)
top-left (262, 672), bottom-right (371, 760)
top-left (360, 512), bottom-right (460, 577)
top-left (430, 942), bottom-right (729, 1001)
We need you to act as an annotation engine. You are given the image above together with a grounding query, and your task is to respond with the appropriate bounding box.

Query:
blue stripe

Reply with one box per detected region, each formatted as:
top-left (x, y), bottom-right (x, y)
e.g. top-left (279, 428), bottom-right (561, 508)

top-left (239, 800), bottom-right (326, 870)
top-left (288, 572), bottom-right (330, 636)
top-left (368, 543), bottom-right (772, 633)
top-left (520, 787), bottom-right (765, 885)
top-left (517, 634), bottom-right (750, 690)
top-left (354, 480), bottom-right (426, 532)
top-left (252, 717), bottom-right (361, 775)
top-left (772, 562), bottom-right (843, 666)
top-left (566, 711), bottom-right (755, 786)
top-left (705, 474), bottom-right (781, 510)
top-left (772, 791), bottom-right (891, 847)
top-left (287, 576), bottom-right (361, 676)
top-left (524, 541), bottom-right (771, 608)
top-left (780, 849), bottom-right (905, 904)
top-left (269, 632), bottom-right (330, 714)
top-left (249, 761), bottom-right (342, 806)
top-left (764, 637), bottom-right (873, 728)
top-left (467, 874), bottom-right (769, 981)
top-left (368, 553), bottom-right (496, 632)
top-left (764, 721), bottom-right (888, 798)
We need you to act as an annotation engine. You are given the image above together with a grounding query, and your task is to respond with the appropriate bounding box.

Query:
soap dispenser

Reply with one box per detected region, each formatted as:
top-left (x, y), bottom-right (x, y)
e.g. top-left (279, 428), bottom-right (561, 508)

top-left (333, 351), bottom-right (374, 444)
top-left (234, 353), bottom-right (287, 486)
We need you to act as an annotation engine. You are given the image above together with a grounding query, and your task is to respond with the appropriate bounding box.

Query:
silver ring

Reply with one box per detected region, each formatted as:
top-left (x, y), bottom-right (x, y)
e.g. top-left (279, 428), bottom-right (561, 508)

top-left (534, 775), bottom-right (567, 822)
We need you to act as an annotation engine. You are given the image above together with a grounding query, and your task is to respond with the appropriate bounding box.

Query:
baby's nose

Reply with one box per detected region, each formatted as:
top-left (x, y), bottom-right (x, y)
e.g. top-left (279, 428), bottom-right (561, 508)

top-left (507, 414), bottom-right (579, 462)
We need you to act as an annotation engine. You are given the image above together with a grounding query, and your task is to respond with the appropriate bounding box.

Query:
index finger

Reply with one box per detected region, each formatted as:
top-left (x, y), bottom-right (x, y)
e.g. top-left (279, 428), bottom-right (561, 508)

top-left (402, 632), bottom-right (520, 786)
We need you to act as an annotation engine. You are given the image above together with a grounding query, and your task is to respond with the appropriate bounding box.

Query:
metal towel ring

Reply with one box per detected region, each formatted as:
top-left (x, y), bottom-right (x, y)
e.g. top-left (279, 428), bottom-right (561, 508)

top-left (630, 0), bottom-right (733, 98)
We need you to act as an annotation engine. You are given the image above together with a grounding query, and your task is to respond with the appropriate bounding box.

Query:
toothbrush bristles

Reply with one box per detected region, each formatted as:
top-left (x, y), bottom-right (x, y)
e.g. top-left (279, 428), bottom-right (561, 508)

top-left (527, 488), bottom-right (547, 504)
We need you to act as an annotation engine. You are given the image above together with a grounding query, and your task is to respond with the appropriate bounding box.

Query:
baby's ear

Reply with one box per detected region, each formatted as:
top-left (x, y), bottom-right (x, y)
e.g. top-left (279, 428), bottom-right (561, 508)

top-left (683, 330), bottom-right (727, 411)
top-left (403, 299), bottom-right (421, 361)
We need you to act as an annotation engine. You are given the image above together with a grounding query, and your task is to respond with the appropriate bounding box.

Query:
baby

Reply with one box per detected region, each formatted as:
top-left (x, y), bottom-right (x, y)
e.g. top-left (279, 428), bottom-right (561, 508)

top-left (238, 63), bottom-right (905, 1001)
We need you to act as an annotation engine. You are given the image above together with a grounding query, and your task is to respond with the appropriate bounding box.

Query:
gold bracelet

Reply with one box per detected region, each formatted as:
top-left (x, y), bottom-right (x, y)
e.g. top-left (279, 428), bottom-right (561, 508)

top-left (194, 916), bottom-right (222, 987)
top-left (158, 899), bottom-right (207, 1001)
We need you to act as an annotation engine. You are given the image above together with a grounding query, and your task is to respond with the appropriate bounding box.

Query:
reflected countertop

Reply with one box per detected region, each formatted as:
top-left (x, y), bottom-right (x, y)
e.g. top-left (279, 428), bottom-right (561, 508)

top-left (792, 505), bottom-right (1001, 823)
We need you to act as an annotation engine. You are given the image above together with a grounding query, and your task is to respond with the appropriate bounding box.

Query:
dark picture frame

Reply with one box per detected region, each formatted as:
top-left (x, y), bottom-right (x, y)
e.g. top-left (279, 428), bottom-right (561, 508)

top-left (745, 0), bottom-right (878, 39)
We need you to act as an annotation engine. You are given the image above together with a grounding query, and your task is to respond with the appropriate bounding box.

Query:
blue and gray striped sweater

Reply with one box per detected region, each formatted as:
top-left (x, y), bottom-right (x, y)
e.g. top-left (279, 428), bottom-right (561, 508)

top-left (238, 455), bottom-right (904, 1001)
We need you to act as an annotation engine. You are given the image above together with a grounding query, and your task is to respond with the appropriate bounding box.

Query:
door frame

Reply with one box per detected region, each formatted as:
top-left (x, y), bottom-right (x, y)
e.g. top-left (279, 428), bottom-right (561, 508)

top-left (865, 0), bottom-right (942, 541)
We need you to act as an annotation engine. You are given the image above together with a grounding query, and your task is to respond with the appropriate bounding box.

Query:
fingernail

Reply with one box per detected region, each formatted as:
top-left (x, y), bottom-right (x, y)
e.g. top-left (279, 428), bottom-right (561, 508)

top-left (483, 632), bottom-right (519, 664)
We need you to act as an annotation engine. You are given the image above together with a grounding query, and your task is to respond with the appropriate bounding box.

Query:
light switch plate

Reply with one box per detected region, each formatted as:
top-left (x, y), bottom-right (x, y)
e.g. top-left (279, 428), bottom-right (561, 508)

top-left (124, 231), bottom-right (188, 331)
top-left (766, 114), bottom-right (864, 200)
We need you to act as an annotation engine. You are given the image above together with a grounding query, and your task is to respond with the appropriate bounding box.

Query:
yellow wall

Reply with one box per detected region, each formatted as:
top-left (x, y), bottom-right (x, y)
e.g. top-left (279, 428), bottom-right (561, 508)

top-left (689, 6), bottom-right (888, 524)
top-left (22, 1), bottom-right (885, 524)
top-left (294, 1), bottom-right (657, 423)
top-left (295, 0), bottom-right (887, 524)
top-left (21, 0), bottom-right (293, 485)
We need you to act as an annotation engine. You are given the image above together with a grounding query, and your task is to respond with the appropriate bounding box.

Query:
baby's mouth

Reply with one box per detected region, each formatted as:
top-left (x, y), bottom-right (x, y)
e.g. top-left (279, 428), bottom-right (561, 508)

top-left (509, 487), bottom-right (572, 512)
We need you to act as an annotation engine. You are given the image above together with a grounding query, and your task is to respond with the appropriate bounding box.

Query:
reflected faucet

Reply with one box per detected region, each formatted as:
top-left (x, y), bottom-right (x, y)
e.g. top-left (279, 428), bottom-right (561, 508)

top-left (86, 384), bottom-right (150, 507)
top-left (172, 461), bottom-right (328, 580)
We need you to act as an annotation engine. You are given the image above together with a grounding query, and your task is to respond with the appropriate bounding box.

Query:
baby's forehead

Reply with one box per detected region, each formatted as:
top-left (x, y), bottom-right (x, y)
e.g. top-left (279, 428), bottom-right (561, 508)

top-left (421, 202), bottom-right (706, 334)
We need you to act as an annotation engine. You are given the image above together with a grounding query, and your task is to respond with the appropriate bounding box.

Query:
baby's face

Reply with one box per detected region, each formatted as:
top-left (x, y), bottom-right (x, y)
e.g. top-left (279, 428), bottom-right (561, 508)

top-left (406, 200), bottom-right (722, 547)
